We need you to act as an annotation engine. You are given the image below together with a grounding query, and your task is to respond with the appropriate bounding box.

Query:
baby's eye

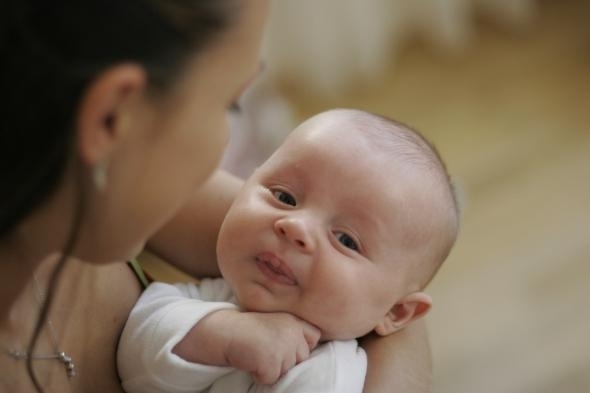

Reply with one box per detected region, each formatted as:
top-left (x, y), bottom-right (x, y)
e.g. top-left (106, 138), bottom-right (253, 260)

top-left (335, 232), bottom-right (359, 251)
top-left (273, 190), bottom-right (297, 206)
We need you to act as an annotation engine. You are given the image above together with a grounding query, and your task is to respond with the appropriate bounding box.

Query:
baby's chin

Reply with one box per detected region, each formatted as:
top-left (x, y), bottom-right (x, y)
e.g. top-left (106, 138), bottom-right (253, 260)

top-left (235, 295), bottom-right (357, 341)
top-left (235, 291), bottom-right (311, 321)
top-left (317, 328), bottom-right (363, 342)
top-left (235, 292), bottom-right (284, 314)
top-left (234, 286), bottom-right (277, 312)
top-left (312, 319), bottom-right (378, 342)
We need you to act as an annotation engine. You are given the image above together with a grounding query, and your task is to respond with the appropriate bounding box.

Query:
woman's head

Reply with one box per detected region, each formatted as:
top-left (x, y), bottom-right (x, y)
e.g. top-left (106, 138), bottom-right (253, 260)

top-left (1, 0), bottom-right (268, 262)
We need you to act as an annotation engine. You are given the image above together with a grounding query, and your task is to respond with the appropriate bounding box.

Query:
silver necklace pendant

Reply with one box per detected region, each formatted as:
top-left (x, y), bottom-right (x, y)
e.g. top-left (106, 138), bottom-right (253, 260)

top-left (57, 351), bottom-right (77, 377)
top-left (5, 348), bottom-right (77, 378)
top-left (3, 273), bottom-right (77, 379)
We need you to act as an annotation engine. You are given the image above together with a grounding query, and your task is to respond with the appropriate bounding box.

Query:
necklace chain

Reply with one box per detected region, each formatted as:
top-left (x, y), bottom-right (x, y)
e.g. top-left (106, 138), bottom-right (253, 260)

top-left (3, 274), bottom-right (76, 378)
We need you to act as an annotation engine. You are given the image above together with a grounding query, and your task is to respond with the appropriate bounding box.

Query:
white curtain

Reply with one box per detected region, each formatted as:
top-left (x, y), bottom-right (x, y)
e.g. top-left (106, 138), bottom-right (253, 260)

top-left (221, 0), bottom-right (537, 177)
top-left (263, 0), bottom-right (536, 96)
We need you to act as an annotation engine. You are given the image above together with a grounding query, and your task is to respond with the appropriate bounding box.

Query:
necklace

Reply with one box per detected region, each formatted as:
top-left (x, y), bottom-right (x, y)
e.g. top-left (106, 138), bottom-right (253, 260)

top-left (3, 274), bottom-right (76, 378)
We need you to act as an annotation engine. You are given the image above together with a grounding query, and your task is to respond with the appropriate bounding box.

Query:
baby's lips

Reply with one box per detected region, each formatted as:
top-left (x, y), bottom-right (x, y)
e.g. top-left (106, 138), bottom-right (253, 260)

top-left (256, 251), bottom-right (298, 284)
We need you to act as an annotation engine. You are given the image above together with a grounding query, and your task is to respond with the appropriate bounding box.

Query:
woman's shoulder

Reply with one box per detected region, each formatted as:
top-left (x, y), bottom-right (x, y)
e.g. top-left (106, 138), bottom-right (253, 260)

top-left (53, 260), bottom-right (143, 391)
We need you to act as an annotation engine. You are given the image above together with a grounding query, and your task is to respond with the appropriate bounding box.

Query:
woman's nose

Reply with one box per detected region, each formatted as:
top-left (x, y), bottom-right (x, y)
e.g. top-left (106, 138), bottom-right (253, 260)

top-left (274, 216), bottom-right (315, 252)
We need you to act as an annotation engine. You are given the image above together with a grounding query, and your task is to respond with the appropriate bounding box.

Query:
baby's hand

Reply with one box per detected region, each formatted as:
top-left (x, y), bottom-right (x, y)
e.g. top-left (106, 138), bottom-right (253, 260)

top-left (223, 311), bottom-right (321, 385)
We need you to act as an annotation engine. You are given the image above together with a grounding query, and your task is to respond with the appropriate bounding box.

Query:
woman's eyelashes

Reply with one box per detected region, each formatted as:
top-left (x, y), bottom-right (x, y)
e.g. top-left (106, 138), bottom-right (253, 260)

top-left (335, 232), bottom-right (360, 252)
top-left (272, 189), bottom-right (297, 206)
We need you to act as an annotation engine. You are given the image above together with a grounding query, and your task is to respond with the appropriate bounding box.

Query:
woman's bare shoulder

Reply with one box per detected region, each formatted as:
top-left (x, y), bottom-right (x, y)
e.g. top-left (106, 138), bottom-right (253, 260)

top-left (60, 260), bottom-right (142, 392)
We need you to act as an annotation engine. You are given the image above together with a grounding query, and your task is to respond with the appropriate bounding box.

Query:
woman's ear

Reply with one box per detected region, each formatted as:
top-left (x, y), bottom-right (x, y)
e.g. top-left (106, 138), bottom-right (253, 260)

top-left (76, 63), bottom-right (147, 166)
top-left (374, 292), bottom-right (432, 336)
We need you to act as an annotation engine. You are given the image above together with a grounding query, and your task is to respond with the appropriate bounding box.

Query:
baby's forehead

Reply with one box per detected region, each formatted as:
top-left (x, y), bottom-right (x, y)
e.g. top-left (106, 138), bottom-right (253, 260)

top-left (292, 111), bottom-right (420, 161)
top-left (277, 120), bottom-right (437, 200)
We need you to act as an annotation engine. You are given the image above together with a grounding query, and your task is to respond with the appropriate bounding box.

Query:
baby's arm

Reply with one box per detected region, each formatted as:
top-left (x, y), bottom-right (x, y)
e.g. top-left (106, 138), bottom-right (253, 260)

top-left (117, 280), bottom-right (320, 393)
top-left (174, 309), bottom-right (320, 385)
top-left (117, 281), bottom-right (239, 393)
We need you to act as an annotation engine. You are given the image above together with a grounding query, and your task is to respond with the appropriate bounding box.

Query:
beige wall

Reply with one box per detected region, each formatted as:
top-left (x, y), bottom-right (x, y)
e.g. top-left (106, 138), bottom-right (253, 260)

top-left (279, 1), bottom-right (590, 392)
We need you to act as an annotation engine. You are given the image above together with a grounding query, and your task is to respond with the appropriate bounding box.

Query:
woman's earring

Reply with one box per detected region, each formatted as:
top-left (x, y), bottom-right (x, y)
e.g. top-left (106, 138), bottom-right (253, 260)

top-left (93, 160), bottom-right (108, 192)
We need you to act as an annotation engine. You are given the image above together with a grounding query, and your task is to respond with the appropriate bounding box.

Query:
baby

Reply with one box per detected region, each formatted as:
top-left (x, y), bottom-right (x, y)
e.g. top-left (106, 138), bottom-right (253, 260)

top-left (117, 108), bottom-right (459, 393)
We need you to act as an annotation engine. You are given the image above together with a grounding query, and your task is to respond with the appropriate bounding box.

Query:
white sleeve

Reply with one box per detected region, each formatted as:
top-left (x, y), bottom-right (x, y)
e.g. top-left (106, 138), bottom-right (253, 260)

top-left (117, 280), bottom-right (239, 393)
top-left (249, 340), bottom-right (367, 393)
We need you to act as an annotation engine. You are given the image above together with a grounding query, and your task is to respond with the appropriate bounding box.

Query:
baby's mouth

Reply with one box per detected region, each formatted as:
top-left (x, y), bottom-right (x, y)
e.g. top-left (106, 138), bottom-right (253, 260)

top-left (255, 252), bottom-right (298, 286)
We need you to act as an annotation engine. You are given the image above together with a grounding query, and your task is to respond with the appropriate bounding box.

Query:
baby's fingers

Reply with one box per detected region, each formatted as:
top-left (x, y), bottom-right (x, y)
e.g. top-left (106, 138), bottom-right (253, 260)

top-left (252, 365), bottom-right (282, 385)
top-left (295, 340), bottom-right (312, 364)
top-left (301, 320), bottom-right (321, 351)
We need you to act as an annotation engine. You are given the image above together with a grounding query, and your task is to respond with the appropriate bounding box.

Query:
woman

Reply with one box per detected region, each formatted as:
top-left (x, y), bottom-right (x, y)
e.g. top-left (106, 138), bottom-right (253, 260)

top-left (0, 0), bottom-right (431, 392)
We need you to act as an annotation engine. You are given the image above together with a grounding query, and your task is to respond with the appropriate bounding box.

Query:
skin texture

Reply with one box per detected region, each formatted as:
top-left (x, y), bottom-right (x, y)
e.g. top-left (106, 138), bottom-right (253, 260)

top-left (360, 324), bottom-right (433, 393)
top-left (1, 1), bottom-right (434, 391)
top-left (218, 110), bottom-right (440, 341)
top-left (173, 110), bottom-right (445, 386)
top-left (0, 1), bottom-right (269, 391)
top-left (73, 2), bottom-right (269, 265)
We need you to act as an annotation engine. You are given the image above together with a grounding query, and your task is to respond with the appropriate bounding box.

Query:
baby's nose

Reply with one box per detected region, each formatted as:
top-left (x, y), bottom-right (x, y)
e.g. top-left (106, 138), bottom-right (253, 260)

top-left (274, 217), bottom-right (315, 252)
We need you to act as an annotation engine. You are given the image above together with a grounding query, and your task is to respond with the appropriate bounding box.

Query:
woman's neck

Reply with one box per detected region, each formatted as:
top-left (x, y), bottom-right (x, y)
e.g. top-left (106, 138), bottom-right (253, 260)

top-left (0, 195), bottom-right (72, 322)
top-left (0, 238), bottom-right (50, 324)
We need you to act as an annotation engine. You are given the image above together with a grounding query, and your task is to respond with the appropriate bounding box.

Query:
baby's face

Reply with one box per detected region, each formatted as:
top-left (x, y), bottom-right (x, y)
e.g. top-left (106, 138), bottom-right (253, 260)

top-left (217, 113), bottom-right (442, 340)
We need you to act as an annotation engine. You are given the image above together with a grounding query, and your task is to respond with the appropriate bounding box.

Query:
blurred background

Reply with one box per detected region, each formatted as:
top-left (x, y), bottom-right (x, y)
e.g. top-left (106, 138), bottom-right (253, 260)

top-left (146, 0), bottom-right (590, 391)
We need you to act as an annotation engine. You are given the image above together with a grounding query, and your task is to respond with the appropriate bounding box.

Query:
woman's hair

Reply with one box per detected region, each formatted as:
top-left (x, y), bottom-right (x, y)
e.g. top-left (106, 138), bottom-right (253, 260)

top-left (0, 0), bottom-right (240, 390)
top-left (1, 0), bottom-right (239, 238)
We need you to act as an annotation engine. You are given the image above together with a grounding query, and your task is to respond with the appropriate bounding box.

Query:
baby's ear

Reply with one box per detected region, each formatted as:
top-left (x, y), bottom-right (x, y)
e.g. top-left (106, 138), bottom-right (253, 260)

top-left (374, 292), bottom-right (432, 336)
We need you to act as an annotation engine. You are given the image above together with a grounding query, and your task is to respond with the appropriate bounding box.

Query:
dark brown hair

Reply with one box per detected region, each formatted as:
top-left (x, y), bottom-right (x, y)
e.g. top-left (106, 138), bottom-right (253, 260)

top-left (1, 0), bottom-right (240, 390)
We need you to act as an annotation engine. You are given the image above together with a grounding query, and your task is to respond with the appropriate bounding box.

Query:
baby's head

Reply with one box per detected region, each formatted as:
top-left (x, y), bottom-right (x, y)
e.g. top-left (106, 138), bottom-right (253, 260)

top-left (217, 108), bottom-right (459, 340)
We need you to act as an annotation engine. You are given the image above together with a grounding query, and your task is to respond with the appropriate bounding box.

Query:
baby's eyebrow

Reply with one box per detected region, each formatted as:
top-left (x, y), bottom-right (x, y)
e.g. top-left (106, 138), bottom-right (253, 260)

top-left (263, 164), bottom-right (305, 189)
top-left (341, 206), bottom-right (382, 236)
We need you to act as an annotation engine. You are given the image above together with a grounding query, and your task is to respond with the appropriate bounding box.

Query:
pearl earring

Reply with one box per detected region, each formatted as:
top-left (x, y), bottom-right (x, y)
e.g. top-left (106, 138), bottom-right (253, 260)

top-left (93, 160), bottom-right (108, 191)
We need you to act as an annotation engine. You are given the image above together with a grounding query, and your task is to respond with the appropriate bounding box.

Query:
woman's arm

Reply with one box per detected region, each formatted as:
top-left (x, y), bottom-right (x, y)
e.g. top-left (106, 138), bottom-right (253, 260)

top-left (147, 169), bottom-right (243, 278)
top-left (360, 320), bottom-right (432, 393)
